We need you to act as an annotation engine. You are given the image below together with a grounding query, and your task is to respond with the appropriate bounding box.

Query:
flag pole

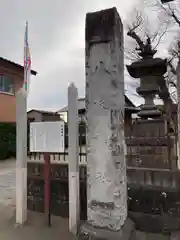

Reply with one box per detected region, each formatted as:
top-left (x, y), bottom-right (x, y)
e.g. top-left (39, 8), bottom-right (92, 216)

top-left (15, 21), bottom-right (28, 225)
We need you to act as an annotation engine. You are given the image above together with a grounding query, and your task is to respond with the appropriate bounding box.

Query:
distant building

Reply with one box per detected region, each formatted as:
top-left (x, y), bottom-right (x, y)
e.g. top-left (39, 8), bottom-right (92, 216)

top-left (0, 57), bottom-right (37, 123)
top-left (57, 96), bottom-right (139, 141)
top-left (27, 109), bottom-right (63, 122)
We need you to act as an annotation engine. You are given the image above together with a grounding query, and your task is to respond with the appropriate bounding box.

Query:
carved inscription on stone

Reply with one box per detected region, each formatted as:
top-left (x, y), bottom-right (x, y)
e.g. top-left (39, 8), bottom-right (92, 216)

top-left (85, 7), bottom-right (126, 231)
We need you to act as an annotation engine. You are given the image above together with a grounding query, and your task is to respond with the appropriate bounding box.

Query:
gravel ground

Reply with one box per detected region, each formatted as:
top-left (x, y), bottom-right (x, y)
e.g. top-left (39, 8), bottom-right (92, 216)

top-left (0, 159), bottom-right (77, 240)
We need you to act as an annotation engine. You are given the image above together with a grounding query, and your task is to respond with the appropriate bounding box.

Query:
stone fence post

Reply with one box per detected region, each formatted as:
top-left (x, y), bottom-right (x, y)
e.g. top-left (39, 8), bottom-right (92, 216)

top-left (176, 61), bottom-right (180, 169)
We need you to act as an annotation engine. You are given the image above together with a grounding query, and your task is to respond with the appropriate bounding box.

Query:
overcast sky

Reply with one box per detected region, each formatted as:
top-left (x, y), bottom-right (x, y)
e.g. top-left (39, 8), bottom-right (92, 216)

top-left (0, 0), bottom-right (174, 111)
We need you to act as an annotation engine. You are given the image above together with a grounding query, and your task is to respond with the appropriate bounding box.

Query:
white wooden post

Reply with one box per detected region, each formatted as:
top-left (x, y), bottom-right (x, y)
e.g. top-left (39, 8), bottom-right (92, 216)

top-left (68, 82), bottom-right (80, 235)
top-left (16, 88), bottom-right (27, 224)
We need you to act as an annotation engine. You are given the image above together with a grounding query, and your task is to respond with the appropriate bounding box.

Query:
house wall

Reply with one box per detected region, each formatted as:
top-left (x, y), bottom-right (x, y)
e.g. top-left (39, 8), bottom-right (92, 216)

top-left (27, 111), bottom-right (61, 122)
top-left (60, 112), bottom-right (67, 122)
top-left (27, 111), bottom-right (43, 122)
top-left (0, 65), bottom-right (23, 123)
top-left (0, 93), bottom-right (16, 123)
top-left (43, 114), bottom-right (60, 122)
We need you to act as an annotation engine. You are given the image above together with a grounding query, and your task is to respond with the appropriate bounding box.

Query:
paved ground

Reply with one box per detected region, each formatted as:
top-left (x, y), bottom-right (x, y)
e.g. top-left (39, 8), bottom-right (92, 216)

top-left (0, 159), bottom-right (77, 240)
top-left (0, 209), bottom-right (77, 240)
top-left (0, 159), bottom-right (16, 208)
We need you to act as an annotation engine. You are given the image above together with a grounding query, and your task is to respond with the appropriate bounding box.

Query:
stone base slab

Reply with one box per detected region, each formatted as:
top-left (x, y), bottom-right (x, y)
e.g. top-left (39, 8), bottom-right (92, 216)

top-left (79, 218), bottom-right (136, 240)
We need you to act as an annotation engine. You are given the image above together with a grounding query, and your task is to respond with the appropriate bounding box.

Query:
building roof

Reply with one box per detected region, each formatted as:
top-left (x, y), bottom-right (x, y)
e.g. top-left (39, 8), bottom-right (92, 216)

top-left (0, 57), bottom-right (37, 76)
top-left (27, 109), bottom-right (60, 115)
top-left (57, 95), bottom-right (138, 113)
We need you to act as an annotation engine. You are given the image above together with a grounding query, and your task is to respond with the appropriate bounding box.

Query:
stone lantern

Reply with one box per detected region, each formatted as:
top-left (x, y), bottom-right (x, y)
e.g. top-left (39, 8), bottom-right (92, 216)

top-left (126, 38), bottom-right (167, 119)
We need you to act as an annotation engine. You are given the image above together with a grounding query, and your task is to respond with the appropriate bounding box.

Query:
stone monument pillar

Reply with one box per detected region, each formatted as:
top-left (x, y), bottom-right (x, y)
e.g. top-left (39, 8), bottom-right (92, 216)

top-left (80, 7), bottom-right (135, 240)
top-left (176, 61), bottom-right (180, 169)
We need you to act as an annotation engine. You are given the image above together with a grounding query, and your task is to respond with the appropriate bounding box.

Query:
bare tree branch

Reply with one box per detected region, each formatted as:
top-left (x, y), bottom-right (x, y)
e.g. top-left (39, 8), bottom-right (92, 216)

top-left (168, 4), bottom-right (180, 27)
top-left (168, 58), bottom-right (177, 76)
top-left (152, 23), bottom-right (169, 50)
top-left (125, 0), bottom-right (177, 105)
top-left (126, 10), bottom-right (144, 33)
top-left (154, 0), bottom-right (180, 27)
top-left (124, 48), bottom-right (141, 61)
top-left (125, 5), bottom-right (169, 61)
top-left (127, 30), bottom-right (145, 52)
top-left (126, 9), bottom-right (145, 53)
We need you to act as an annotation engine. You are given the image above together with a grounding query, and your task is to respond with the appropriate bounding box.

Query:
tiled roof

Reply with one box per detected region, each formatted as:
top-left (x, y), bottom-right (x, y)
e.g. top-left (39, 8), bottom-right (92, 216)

top-left (27, 109), bottom-right (60, 115)
top-left (0, 57), bottom-right (37, 75)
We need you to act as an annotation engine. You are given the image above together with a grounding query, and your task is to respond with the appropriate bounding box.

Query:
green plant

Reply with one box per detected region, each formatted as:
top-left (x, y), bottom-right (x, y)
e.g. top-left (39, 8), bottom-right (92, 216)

top-left (0, 123), bottom-right (16, 160)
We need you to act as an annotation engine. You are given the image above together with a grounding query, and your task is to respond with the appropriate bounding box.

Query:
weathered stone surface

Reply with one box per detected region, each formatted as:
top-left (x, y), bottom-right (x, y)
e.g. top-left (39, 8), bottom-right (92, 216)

top-left (85, 7), bottom-right (127, 231)
top-left (79, 218), bottom-right (135, 240)
top-left (176, 61), bottom-right (180, 169)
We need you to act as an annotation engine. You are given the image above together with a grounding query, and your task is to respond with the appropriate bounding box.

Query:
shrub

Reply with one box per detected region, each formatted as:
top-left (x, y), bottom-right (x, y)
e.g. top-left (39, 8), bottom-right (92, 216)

top-left (0, 123), bottom-right (16, 160)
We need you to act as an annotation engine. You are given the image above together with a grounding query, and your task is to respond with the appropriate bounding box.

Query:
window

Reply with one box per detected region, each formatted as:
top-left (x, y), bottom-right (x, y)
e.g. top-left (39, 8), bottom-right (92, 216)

top-left (0, 75), bottom-right (14, 94)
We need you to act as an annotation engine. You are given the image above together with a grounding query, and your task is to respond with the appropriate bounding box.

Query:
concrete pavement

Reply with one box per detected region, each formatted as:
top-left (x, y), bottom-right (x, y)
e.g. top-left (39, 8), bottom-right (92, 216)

top-left (0, 159), bottom-right (77, 239)
top-left (0, 207), bottom-right (77, 240)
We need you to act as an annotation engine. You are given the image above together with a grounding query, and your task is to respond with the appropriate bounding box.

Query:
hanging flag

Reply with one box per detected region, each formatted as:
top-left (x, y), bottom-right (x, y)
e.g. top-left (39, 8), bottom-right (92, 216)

top-left (24, 21), bottom-right (31, 93)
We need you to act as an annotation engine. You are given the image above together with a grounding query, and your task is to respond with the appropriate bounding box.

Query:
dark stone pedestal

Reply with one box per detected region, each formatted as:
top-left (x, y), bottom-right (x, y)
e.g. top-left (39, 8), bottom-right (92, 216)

top-left (79, 218), bottom-right (136, 240)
